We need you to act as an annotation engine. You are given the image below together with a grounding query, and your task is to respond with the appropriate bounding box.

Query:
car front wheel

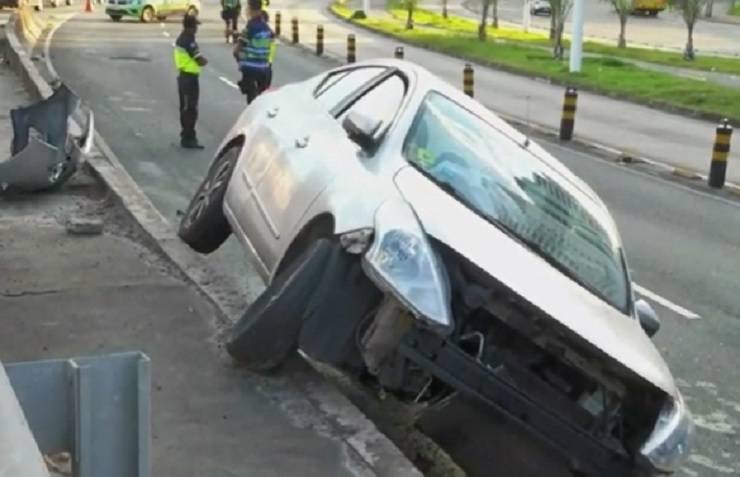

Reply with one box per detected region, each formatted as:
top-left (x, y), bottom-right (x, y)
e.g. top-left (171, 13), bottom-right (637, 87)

top-left (178, 145), bottom-right (238, 253)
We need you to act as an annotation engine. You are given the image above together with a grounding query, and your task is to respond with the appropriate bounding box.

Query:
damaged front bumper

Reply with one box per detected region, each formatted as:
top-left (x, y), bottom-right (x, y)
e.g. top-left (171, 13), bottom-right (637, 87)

top-left (0, 83), bottom-right (94, 194)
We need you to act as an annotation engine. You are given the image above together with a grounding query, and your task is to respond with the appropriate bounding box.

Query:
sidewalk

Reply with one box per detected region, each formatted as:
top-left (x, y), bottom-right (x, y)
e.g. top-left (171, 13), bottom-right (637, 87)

top-left (0, 58), bottom-right (412, 476)
top-left (275, 0), bottom-right (740, 184)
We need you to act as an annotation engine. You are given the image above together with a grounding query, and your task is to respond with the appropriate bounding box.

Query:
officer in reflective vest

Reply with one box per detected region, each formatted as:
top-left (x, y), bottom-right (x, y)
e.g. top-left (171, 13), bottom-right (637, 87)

top-left (221, 0), bottom-right (241, 43)
top-left (174, 14), bottom-right (208, 149)
top-left (234, 0), bottom-right (274, 104)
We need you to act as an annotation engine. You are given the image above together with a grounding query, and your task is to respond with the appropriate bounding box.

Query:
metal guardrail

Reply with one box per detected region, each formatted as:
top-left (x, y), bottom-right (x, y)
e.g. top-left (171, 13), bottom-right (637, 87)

top-left (3, 352), bottom-right (151, 477)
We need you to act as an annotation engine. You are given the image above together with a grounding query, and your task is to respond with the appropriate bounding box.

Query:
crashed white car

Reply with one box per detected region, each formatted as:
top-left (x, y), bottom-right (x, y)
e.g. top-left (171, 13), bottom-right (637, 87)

top-left (179, 60), bottom-right (693, 475)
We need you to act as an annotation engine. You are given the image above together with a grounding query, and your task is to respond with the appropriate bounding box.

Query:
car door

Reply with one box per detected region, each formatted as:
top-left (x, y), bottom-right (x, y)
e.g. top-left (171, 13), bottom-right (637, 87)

top-left (239, 66), bottom-right (389, 270)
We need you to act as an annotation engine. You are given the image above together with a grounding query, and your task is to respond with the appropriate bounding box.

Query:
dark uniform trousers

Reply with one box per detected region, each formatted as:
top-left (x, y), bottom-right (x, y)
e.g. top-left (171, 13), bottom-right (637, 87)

top-left (239, 68), bottom-right (270, 104)
top-left (178, 72), bottom-right (199, 142)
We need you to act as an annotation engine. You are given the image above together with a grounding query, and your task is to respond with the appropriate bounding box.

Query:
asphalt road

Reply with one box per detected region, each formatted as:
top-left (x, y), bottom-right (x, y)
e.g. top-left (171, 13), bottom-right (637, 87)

top-left (45, 4), bottom-right (740, 476)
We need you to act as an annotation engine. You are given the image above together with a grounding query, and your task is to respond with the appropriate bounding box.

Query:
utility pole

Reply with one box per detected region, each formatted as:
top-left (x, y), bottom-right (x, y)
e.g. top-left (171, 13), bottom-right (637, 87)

top-left (363, 0), bottom-right (370, 15)
top-left (569, 0), bottom-right (585, 72)
top-left (522, 0), bottom-right (531, 32)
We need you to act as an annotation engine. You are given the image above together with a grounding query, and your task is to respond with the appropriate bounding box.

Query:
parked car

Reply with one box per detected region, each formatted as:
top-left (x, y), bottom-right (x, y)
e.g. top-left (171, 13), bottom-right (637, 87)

top-left (179, 60), bottom-right (694, 476)
top-left (530, 0), bottom-right (552, 16)
top-left (105, 0), bottom-right (199, 22)
top-left (0, 0), bottom-right (20, 9)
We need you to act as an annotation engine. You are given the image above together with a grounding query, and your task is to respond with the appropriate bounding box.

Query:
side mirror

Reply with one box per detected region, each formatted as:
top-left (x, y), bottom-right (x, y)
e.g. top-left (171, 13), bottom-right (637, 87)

top-left (635, 299), bottom-right (661, 338)
top-left (342, 111), bottom-right (381, 151)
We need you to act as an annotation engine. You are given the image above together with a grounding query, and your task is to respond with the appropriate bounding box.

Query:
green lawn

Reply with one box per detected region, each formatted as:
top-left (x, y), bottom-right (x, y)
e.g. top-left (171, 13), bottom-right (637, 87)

top-left (730, 1), bottom-right (740, 15)
top-left (376, 4), bottom-right (740, 75)
top-left (331, 3), bottom-right (740, 121)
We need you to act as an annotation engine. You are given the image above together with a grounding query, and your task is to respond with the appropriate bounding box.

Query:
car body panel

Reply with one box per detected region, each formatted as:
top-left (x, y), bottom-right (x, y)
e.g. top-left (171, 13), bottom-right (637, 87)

top-left (105, 0), bottom-right (198, 18)
top-left (394, 165), bottom-right (676, 396)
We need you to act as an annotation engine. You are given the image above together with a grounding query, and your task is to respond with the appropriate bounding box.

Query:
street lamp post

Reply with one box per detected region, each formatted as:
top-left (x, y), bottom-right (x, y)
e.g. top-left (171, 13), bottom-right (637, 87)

top-left (363, 0), bottom-right (370, 15)
top-left (569, 0), bottom-right (585, 72)
top-left (522, 0), bottom-right (531, 32)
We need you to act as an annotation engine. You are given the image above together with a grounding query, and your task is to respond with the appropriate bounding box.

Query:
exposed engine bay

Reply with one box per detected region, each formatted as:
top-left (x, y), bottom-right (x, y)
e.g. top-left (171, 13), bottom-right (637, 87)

top-left (300, 240), bottom-right (667, 476)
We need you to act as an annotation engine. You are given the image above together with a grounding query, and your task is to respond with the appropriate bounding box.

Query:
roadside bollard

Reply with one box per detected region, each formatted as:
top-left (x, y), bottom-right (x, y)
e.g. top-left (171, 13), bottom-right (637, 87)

top-left (463, 64), bottom-right (474, 98)
top-left (291, 17), bottom-right (299, 44)
top-left (347, 34), bottom-right (356, 63)
top-left (275, 12), bottom-right (281, 37)
top-left (559, 87), bottom-right (578, 141)
top-left (316, 25), bottom-right (324, 56)
top-left (709, 119), bottom-right (733, 188)
top-left (394, 46), bottom-right (404, 59)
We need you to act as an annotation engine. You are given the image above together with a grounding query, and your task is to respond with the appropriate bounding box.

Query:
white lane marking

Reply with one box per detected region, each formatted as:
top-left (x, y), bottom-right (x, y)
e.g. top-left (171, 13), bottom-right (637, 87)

top-left (219, 76), bottom-right (239, 90)
top-left (633, 284), bottom-right (701, 320)
top-left (160, 22), bottom-right (165, 28)
top-left (121, 106), bottom-right (153, 112)
top-left (44, 13), bottom-right (78, 81)
top-left (162, 31), bottom-right (170, 38)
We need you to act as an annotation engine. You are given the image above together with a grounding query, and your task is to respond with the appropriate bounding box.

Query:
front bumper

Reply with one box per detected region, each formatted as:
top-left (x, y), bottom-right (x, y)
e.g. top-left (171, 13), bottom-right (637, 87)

top-left (105, 5), bottom-right (141, 15)
top-left (399, 326), bottom-right (644, 477)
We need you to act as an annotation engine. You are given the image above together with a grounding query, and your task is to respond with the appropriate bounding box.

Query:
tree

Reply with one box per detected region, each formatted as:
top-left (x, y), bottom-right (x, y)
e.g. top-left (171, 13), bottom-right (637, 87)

top-left (550, 0), bottom-right (573, 58)
top-left (606, 0), bottom-right (633, 48)
top-left (704, 0), bottom-right (713, 17)
top-left (479, 0), bottom-right (492, 39)
top-left (490, 0), bottom-right (500, 28)
top-left (670, 0), bottom-right (707, 60)
top-left (404, 0), bottom-right (417, 29)
top-left (442, 0), bottom-right (448, 18)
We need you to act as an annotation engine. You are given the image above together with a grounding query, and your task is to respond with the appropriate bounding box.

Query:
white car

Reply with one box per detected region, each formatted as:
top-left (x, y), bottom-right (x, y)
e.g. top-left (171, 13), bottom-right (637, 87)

top-left (179, 60), bottom-right (693, 475)
top-left (530, 0), bottom-right (552, 15)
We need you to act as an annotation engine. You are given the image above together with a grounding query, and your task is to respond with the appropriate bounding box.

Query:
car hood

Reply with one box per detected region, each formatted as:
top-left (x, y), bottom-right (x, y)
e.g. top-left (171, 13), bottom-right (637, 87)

top-left (394, 166), bottom-right (677, 396)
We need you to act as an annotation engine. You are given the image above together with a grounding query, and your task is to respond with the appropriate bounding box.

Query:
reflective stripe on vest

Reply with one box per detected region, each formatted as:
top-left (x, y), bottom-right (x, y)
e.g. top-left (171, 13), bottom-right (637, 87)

top-left (238, 36), bottom-right (273, 66)
top-left (174, 46), bottom-right (201, 74)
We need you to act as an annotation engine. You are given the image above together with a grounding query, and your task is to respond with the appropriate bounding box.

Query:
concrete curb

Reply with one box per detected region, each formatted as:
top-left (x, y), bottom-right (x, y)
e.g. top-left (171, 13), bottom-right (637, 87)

top-left (3, 9), bottom-right (424, 477)
top-left (275, 11), bottom-right (740, 196)
top-left (324, 5), bottom-right (740, 125)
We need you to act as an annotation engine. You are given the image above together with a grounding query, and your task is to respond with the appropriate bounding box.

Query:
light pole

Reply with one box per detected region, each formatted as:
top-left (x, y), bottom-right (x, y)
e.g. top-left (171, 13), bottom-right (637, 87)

top-left (522, 0), bottom-right (531, 32)
top-left (363, 0), bottom-right (370, 15)
top-left (569, 0), bottom-right (585, 72)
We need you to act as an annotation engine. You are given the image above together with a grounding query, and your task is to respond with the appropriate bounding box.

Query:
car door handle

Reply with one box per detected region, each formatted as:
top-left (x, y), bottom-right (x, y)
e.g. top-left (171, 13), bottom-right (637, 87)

top-left (295, 136), bottom-right (310, 148)
top-left (267, 107), bottom-right (279, 118)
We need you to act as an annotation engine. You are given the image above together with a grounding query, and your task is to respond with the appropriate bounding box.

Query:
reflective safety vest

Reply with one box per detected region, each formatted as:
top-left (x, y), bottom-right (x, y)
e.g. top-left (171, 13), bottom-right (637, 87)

top-left (238, 29), bottom-right (274, 69)
top-left (174, 46), bottom-right (201, 75)
top-left (268, 41), bottom-right (276, 63)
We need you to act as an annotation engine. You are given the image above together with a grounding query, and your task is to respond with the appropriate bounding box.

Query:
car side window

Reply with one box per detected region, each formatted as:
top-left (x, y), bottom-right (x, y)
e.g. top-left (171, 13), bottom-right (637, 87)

top-left (340, 74), bottom-right (406, 134)
top-left (314, 67), bottom-right (386, 111)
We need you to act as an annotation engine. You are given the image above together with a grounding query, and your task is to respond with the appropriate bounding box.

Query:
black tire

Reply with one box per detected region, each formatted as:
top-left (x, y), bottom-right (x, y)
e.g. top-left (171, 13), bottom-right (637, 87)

top-left (178, 146), bottom-right (238, 253)
top-left (226, 240), bottom-right (332, 372)
top-left (156, 15), bottom-right (167, 21)
top-left (140, 6), bottom-right (154, 22)
top-left (110, 14), bottom-right (122, 21)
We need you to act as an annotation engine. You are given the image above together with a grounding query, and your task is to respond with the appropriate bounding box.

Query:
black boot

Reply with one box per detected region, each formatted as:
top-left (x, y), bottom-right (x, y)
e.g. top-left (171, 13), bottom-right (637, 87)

top-left (181, 137), bottom-right (205, 149)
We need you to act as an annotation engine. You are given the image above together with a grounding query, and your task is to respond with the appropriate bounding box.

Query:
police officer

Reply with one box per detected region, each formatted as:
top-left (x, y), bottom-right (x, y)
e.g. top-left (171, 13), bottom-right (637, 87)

top-left (220, 0), bottom-right (241, 43)
top-left (234, 0), bottom-right (274, 104)
top-left (174, 14), bottom-right (208, 149)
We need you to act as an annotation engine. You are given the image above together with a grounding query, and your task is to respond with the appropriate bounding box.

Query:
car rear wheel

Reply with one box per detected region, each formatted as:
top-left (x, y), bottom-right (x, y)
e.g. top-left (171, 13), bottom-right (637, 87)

top-left (178, 145), bottom-right (238, 254)
top-left (140, 6), bottom-right (154, 22)
top-left (226, 240), bottom-right (332, 373)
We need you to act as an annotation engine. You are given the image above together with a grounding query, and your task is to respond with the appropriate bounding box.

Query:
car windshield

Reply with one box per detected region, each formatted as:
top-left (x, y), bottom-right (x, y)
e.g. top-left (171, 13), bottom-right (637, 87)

top-left (403, 92), bottom-right (630, 312)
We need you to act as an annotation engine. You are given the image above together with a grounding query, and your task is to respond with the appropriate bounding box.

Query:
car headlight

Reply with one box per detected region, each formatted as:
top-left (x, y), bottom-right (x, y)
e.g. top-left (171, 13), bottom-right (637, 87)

top-left (362, 199), bottom-right (453, 334)
top-left (640, 392), bottom-right (695, 473)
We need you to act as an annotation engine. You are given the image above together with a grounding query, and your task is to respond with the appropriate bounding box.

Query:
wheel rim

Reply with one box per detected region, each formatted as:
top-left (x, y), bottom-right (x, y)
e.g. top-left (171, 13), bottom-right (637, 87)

top-left (142, 8), bottom-right (153, 21)
top-left (183, 151), bottom-right (235, 228)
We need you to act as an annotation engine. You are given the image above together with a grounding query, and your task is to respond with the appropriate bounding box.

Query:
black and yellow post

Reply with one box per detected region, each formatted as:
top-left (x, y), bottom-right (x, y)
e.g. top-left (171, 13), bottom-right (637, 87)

top-left (559, 87), bottom-right (578, 141)
top-left (347, 34), bottom-right (356, 63)
top-left (275, 12), bottom-right (281, 37)
top-left (709, 119), bottom-right (733, 188)
top-left (394, 46), bottom-right (404, 59)
top-left (463, 64), bottom-right (474, 98)
top-left (291, 17), bottom-right (299, 44)
top-left (316, 25), bottom-right (324, 56)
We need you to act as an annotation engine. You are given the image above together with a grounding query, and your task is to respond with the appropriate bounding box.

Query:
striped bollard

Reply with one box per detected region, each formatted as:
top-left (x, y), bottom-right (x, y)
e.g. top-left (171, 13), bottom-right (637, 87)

top-left (275, 12), bottom-right (281, 37)
top-left (291, 17), bottom-right (299, 44)
top-left (394, 46), bottom-right (404, 59)
top-left (347, 34), bottom-right (356, 63)
top-left (559, 87), bottom-right (578, 141)
top-left (463, 64), bottom-right (474, 98)
top-left (709, 119), bottom-right (733, 188)
top-left (316, 25), bottom-right (324, 56)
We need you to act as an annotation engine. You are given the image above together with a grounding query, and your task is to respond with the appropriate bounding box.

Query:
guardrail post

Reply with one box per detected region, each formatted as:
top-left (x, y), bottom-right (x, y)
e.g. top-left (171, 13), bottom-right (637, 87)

top-left (291, 17), bottom-right (299, 44)
top-left (559, 86), bottom-right (578, 141)
top-left (347, 34), bottom-right (356, 63)
top-left (394, 46), bottom-right (404, 59)
top-left (709, 119), bottom-right (733, 188)
top-left (463, 64), bottom-right (474, 98)
top-left (316, 25), bottom-right (324, 56)
top-left (274, 12), bottom-right (281, 37)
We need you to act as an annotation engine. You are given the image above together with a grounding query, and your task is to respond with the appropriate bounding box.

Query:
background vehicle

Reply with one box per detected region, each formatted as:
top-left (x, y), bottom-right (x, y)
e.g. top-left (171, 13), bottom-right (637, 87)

top-left (631, 0), bottom-right (667, 16)
top-left (530, 0), bottom-right (551, 16)
top-left (105, 0), bottom-right (199, 22)
top-left (0, 0), bottom-right (20, 8)
top-left (178, 60), bottom-right (694, 476)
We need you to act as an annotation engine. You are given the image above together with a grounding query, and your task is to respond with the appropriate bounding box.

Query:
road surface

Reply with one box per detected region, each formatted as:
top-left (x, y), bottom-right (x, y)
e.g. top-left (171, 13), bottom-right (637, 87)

top-left (44, 4), bottom-right (740, 475)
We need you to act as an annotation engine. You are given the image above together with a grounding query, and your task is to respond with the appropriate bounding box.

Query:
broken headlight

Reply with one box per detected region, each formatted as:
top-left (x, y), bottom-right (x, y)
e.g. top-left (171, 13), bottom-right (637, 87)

top-left (640, 392), bottom-right (694, 473)
top-left (362, 199), bottom-right (453, 335)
